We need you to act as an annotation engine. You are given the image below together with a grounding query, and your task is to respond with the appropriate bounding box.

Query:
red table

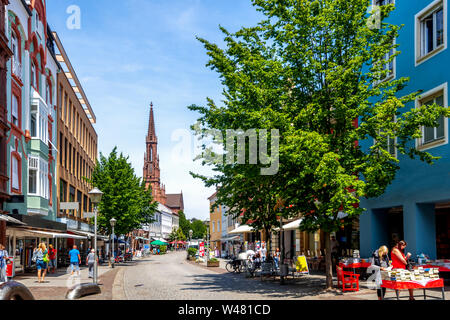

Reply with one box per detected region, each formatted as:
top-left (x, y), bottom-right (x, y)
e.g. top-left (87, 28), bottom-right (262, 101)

top-left (381, 279), bottom-right (445, 300)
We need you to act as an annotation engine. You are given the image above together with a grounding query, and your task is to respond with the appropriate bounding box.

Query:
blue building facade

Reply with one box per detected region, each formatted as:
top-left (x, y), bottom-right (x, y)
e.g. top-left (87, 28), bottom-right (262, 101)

top-left (360, 0), bottom-right (450, 260)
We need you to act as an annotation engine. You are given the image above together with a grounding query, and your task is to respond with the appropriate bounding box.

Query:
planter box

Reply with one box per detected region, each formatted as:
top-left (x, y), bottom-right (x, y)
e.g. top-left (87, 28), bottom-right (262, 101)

top-left (207, 261), bottom-right (220, 267)
top-left (189, 256), bottom-right (196, 261)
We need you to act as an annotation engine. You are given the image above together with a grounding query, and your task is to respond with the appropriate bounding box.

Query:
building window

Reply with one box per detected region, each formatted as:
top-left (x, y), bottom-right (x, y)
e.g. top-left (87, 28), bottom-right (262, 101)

top-left (60, 179), bottom-right (67, 202)
top-left (416, 83), bottom-right (448, 150)
top-left (415, 0), bottom-right (447, 65)
top-left (46, 81), bottom-right (51, 106)
top-left (212, 222), bottom-right (215, 233)
top-left (31, 63), bottom-right (36, 88)
top-left (30, 102), bottom-right (48, 143)
top-left (28, 156), bottom-right (48, 199)
top-left (11, 154), bottom-right (21, 192)
top-left (11, 95), bottom-right (19, 127)
top-left (11, 32), bottom-right (21, 78)
top-left (374, 0), bottom-right (394, 5)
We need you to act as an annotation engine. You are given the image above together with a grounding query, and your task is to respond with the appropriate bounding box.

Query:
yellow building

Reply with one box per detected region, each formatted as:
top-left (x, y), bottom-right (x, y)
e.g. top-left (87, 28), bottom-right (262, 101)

top-left (208, 191), bottom-right (222, 256)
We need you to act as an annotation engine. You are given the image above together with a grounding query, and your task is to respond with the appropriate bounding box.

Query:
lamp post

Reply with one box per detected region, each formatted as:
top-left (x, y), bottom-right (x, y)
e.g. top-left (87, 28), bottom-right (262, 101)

top-left (88, 187), bottom-right (103, 284)
top-left (189, 229), bottom-right (193, 243)
top-left (110, 218), bottom-right (116, 268)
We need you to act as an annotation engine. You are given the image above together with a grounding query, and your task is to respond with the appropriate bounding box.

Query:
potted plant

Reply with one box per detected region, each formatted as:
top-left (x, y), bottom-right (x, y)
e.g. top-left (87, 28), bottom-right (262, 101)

top-left (207, 258), bottom-right (220, 267)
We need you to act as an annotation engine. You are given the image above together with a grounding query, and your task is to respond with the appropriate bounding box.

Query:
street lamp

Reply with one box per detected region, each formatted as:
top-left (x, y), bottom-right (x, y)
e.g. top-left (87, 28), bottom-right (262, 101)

top-left (110, 218), bottom-right (117, 268)
top-left (189, 229), bottom-right (193, 242)
top-left (88, 187), bottom-right (103, 284)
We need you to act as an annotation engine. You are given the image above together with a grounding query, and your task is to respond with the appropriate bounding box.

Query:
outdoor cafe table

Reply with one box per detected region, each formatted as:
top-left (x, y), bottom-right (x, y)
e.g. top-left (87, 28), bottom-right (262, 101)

top-left (380, 278), bottom-right (445, 300)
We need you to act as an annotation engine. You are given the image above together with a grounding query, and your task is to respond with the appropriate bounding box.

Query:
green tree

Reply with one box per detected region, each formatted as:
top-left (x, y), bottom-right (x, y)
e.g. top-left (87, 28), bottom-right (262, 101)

top-left (191, 220), bottom-right (207, 240)
top-left (189, 0), bottom-right (449, 289)
top-left (87, 147), bottom-right (157, 236)
top-left (178, 211), bottom-right (192, 239)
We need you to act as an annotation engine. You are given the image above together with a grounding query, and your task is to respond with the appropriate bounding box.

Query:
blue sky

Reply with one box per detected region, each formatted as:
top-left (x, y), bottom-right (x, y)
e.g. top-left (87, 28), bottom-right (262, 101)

top-left (46, 0), bottom-right (264, 220)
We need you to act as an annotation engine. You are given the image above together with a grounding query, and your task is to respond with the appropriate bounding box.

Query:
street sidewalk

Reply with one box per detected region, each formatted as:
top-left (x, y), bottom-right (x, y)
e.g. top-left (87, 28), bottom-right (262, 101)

top-left (190, 257), bottom-right (450, 300)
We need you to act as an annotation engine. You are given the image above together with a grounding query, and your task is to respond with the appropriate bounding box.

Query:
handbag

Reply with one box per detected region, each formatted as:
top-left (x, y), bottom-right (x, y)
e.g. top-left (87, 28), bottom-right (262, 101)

top-left (43, 252), bottom-right (49, 263)
top-left (31, 251), bottom-right (37, 263)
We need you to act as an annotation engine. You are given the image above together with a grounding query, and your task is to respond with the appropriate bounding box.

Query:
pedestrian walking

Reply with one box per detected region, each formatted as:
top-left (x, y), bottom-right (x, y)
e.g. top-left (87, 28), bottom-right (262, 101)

top-left (47, 244), bottom-right (57, 274)
top-left (371, 245), bottom-right (391, 300)
top-left (32, 243), bottom-right (48, 283)
top-left (68, 245), bottom-right (81, 276)
top-left (273, 248), bottom-right (280, 269)
top-left (0, 244), bottom-right (9, 283)
top-left (86, 249), bottom-right (97, 278)
top-left (391, 240), bottom-right (414, 300)
top-left (259, 243), bottom-right (267, 262)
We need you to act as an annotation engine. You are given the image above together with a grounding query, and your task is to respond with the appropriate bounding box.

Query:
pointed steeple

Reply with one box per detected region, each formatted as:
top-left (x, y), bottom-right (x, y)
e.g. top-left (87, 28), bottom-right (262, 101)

top-left (147, 102), bottom-right (157, 142)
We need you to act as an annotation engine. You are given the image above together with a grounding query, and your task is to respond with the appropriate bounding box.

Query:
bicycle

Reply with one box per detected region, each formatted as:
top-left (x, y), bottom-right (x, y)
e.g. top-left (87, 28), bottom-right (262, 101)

top-left (225, 256), bottom-right (244, 273)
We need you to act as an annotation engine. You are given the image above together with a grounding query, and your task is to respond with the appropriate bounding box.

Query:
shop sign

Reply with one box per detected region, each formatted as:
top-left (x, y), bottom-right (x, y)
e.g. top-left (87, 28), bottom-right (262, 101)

top-left (66, 219), bottom-right (78, 230)
top-left (199, 242), bottom-right (205, 257)
top-left (84, 212), bottom-right (95, 219)
top-left (60, 202), bottom-right (79, 210)
top-left (80, 223), bottom-right (90, 232)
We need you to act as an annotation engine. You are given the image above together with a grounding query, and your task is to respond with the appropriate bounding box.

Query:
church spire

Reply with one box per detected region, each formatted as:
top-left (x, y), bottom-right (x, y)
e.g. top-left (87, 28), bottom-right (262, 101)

top-left (143, 102), bottom-right (165, 204)
top-left (147, 102), bottom-right (156, 142)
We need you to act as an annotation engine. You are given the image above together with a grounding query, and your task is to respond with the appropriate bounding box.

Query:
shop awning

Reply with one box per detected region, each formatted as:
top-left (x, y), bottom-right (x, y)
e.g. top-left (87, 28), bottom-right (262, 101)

top-left (135, 237), bottom-right (150, 241)
top-left (282, 218), bottom-right (303, 230)
top-left (228, 225), bottom-right (254, 234)
top-left (220, 236), bottom-right (241, 241)
top-left (0, 214), bottom-right (26, 225)
top-left (69, 230), bottom-right (109, 241)
top-left (30, 230), bottom-right (87, 239)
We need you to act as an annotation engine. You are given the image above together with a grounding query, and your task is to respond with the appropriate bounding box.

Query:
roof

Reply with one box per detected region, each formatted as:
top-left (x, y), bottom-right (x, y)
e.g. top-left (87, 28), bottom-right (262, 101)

top-left (157, 202), bottom-right (173, 215)
top-left (166, 193), bottom-right (184, 210)
top-left (207, 191), bottom-right (217, 201)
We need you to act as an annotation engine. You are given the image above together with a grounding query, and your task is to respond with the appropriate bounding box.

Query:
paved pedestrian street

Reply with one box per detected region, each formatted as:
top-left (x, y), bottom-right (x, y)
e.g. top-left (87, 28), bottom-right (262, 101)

top-left (113, 252), bottom-right (450, 300)
top-left (8, 251), bottom-right (450, 300)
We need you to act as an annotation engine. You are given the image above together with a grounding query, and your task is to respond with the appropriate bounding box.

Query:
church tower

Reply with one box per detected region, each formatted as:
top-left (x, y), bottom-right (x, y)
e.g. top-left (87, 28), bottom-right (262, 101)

top-left (143, 103), bottom-right (166, 204)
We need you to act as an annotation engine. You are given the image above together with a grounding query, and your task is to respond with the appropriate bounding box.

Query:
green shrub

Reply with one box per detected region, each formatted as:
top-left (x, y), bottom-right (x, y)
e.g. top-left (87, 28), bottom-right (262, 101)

top-left (160, 245), bottom-right (167, 254)
top-left (209, 258), bottom-right (218, 263)
top-left (188, 247), bottom-right (198, 257)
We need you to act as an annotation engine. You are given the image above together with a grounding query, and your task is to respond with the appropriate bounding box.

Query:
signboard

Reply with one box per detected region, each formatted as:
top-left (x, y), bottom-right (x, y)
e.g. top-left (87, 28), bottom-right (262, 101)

top-left (199, 242), bottom-right (205, 257)
top-left (295, 256), bottom-right (310, 274)
top-left (83, 212), bottom-right (95, 219)
top-left (6, 257), bottom-right (13, 278)
top-left (60, 202), bottom-right (79, 210)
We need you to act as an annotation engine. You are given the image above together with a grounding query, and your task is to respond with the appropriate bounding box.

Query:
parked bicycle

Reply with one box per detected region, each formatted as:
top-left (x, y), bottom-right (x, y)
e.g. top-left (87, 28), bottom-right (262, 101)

top-left (225, 256), bottom-right (245, 273)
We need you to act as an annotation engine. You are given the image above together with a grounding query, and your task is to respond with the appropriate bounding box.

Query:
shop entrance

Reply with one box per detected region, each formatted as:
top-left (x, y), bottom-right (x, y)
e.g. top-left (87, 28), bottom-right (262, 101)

top-left (387, 207), bottom-right (404, 249)
top-left (435, 207), bottom-right (450, 259)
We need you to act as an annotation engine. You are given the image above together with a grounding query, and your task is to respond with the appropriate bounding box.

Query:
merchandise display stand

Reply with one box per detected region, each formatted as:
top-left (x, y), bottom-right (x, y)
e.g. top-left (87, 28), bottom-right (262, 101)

top-left (380, 279), bottom-right (445, 300)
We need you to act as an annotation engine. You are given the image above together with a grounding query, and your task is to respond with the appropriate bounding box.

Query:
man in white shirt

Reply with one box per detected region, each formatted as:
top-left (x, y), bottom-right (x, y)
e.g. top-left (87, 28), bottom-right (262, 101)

top-left (259, 243), bottom-right (267, 262)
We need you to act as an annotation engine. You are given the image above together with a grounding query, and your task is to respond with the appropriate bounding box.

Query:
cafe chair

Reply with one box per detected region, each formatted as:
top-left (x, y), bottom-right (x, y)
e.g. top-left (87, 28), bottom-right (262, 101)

top-left (336, 266), bottom-right (360, 292)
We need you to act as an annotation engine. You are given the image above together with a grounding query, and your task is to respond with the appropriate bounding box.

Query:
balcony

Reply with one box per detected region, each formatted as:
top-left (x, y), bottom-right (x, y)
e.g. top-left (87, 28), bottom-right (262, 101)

top-left (12, 58), bottom-right (22, 81)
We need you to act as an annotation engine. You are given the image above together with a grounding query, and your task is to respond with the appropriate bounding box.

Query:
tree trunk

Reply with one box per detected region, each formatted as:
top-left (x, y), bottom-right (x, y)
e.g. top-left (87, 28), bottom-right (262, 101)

top-left (324, 231), bottom-right (333, 289)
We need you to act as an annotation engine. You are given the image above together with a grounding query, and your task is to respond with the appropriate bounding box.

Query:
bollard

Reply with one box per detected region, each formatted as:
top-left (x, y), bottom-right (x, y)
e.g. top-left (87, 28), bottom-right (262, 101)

top-left (66, 283), bottom-right (101, 300)
top-left (0, 281), bottom-right (35, 300)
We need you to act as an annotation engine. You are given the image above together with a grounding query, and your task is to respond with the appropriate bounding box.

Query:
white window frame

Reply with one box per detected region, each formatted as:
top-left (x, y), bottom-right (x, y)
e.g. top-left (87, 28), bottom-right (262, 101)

top-left (416, 82), bottom-right (448, 151)
top-left (11, 156), bottom-right (19, 191)
top-left (373, 116), bottom-right (398, 159)
top-left (415, 0), bottom-right (447, 66)
top-left (30, 97), bottom-right (49, 144)
top-left (373, 0), bottom-right (395, 6)
top-left (28, 156), bottom-right (49, 199)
